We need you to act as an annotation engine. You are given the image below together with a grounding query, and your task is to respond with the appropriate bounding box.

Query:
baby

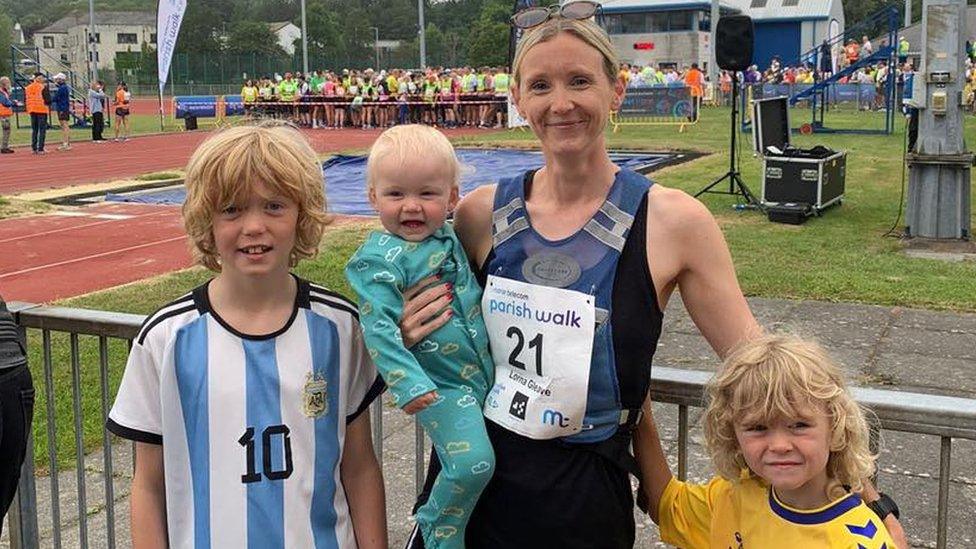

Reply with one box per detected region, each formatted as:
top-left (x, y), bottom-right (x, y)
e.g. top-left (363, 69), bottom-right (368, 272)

top-left (345, 124), bottom-right (494, 549)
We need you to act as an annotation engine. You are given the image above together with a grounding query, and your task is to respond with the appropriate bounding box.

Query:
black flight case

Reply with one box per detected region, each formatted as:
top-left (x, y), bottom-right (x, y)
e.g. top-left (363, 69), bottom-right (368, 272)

top-left (752, 96), bottom-right (846, 224)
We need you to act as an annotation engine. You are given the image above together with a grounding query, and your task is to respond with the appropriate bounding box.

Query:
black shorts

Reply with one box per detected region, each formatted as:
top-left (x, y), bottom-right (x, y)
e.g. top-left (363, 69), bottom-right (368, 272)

top-left (115, 107), bottom-right (129, 117)
top-left (415, 420), bottom-right (636, 549)
top-left (57, 111), bottom-right (70, 122)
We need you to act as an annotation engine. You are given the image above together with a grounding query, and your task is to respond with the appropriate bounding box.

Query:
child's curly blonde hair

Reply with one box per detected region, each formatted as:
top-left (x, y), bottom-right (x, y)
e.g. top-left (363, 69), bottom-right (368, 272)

top-left (182, 122), bottom-right (328, 271)
top-left (703, 334), bottom-right (876, 496)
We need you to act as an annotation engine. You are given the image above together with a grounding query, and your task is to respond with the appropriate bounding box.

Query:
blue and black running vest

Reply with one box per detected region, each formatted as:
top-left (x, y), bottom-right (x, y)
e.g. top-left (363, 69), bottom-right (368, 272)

top-left (481, 168), bottom-right (663, 444)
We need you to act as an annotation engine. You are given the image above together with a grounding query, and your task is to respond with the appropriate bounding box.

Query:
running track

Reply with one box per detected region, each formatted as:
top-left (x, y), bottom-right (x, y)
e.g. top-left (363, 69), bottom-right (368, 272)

top-left (2, 126), bottom-right (492, 302)
top-left (3, 126), bottom-right (488, 195)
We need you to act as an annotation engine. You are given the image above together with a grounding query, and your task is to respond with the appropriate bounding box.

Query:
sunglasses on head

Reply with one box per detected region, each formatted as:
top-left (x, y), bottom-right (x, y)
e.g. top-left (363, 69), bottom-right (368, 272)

top-left (511, 0), bottom-right (601, 30)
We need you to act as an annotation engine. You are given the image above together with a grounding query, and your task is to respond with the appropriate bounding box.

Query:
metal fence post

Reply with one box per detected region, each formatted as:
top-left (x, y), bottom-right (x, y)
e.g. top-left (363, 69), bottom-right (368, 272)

top-left (8, 311), bottom-right (39, 549)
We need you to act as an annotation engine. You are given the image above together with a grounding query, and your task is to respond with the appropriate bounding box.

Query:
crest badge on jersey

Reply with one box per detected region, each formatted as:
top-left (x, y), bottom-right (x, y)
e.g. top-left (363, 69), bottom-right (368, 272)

top-left (302, 371), bottom-right (328, 418)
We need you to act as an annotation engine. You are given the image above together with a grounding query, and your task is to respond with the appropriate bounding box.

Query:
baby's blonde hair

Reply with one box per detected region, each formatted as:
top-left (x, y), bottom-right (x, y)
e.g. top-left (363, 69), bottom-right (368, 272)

top-left (703, 334), bottom-right (876, 495)
top-left (182, 122), bottom-right (328, 271)
top-left (365, 124), bottom-right (460, 189)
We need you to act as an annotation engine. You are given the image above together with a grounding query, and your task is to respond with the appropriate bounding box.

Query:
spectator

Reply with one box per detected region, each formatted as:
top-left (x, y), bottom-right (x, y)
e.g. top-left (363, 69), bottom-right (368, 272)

top-left (0, 296), bottom-right (34, 537)
top-left (113, 81), bottom-right (131, 142)
top-left (0, 76), bottom-right (20, 154)
top-left (845, 39), bottom-right (860, 67)
top-left (25, 72), bottom-right (51, 155)
top-left (683, 62), bottom-right (704, 121)
top-left (860, 35), bottom-right (874, 59)
top-left (819, 39), bottom-right (832, 78)
top-left (88, 80), bottom-right (108, 143)
top-left (53, 73), bottom-right (71, 151)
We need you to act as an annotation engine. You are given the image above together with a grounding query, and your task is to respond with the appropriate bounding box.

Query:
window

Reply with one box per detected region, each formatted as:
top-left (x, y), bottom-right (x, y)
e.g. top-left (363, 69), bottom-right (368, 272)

top-left (117, 33), bottom-right (138, 44)
top-left (668, 10), bottom-right (693, 31)
top-left (782, 0), bottom-right (799, 5)
top-left (150, 33), bottom-right (157, 44)
top-left (601, 15), bottom-right (622, 34)
top-left (93, 32), bottom-right (101, 43)
top-left (43, 36), bottom-right (54, 48)
top-left (699, 10), bottom-right (711, 32)
top-left (620, 13), bottom-right (648, 34)
top-left (750, 0), bottom-right (767, 7)
top-left (60, 53), bottom-right (68, 62)
top-left (649, 13), bottom-right (669, 32)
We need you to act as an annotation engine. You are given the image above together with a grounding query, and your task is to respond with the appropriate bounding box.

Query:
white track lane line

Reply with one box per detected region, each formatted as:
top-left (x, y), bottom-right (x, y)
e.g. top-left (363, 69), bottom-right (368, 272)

top-left (0, 235), bottom-right (186, 278)
top-left (0, 209), bottom-right (177, 245)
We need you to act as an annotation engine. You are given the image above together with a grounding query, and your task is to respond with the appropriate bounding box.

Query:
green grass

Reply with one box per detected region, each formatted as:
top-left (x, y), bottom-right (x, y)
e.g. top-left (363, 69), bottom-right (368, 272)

top-left (22, 104), bottom-right (976, 470)
top-left (6, 114), bottom-right (223, 147)
top-left (135, 171), bottom-right (183, 181)
top-left (0, 197), bottom-right (53, 219)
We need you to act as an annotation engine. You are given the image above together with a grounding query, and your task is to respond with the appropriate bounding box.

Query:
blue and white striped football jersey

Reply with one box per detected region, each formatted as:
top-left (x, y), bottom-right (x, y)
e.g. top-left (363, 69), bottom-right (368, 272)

top-left (108, 277), bottom-right (383, 549)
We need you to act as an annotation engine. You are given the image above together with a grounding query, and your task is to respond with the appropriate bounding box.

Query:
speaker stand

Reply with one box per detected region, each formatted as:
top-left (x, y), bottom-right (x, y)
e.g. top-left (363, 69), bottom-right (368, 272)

top-left (694, 73), bottom-right (763, 210)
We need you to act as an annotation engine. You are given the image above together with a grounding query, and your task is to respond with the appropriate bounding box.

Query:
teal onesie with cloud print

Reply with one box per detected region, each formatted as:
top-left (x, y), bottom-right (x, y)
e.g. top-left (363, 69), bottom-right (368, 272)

top-left (345, 224), bottom-right (494, 549)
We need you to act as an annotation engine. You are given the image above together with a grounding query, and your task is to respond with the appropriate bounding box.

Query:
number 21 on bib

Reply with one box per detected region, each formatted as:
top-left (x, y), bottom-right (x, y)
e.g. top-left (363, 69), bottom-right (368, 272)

top-left (481, 275), bottom-right (595, 439)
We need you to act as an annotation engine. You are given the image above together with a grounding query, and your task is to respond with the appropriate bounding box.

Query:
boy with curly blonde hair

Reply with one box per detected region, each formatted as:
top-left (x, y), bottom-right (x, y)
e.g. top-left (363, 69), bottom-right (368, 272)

top-left (109, 123), bottom-right (386, 548)
top-left (639, 334), bottom-right (896, 548)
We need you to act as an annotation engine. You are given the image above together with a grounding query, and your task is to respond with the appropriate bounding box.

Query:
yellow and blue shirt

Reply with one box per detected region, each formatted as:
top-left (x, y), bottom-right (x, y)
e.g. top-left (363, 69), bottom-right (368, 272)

top-left (659, 475), bottom-right (895, 548)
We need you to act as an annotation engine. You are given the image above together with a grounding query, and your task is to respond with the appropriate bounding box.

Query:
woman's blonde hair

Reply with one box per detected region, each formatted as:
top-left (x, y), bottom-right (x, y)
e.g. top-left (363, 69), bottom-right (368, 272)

top-left (365, 124), bottom-right (460, 188)
top-left (702, 334), bottom-right (876, 495)
top-left (182, 122), bottom-right (328, 271)
top-left (511, 17), bottom-right (620, 88)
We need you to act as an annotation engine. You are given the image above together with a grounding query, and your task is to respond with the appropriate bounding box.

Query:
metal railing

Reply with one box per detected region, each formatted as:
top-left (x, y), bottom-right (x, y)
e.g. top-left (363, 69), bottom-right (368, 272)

top-left (6, 303), bottom-right (976, 548)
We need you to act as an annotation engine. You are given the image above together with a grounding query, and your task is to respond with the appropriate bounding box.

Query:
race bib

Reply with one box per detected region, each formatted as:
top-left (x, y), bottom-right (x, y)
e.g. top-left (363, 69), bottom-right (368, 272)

top-left (482, 275), bottom-right (594, 439)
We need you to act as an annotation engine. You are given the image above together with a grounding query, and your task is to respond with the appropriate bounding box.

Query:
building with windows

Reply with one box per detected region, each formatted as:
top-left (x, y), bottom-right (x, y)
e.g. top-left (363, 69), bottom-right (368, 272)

top-left (597, 0), bottom-right (844, 70)
top-left (724, 0), bottom-right (844, 70)
top-left (33, 11), bottom-right (156, 75)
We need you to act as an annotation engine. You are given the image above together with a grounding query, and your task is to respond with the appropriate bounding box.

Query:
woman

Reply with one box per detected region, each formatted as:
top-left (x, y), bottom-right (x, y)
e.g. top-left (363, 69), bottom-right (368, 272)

top-left (401, 12), bottom-right (907, 549)
top-left (113, 81), bottom-right (130, 142)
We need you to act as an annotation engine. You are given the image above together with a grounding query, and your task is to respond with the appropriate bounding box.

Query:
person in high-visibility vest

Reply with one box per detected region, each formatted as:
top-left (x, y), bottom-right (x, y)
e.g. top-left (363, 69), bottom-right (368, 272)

top-left (25, 72), bottom-right (51, 154)
top-left (0, 76), bottom-right (21, 154)
top-left (241, 79), bottom-right (258, 118)
top-left (683, 63), bottom-right (704, 122)
top-left (492, 67), bottom-right (510, 128)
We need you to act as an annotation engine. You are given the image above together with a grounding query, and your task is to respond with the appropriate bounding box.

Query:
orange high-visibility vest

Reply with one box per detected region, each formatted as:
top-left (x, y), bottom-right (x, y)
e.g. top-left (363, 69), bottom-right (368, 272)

top-left (25, 82), bottom-right (49, 115)
top-left (0, 89), bottom-right (12, 117)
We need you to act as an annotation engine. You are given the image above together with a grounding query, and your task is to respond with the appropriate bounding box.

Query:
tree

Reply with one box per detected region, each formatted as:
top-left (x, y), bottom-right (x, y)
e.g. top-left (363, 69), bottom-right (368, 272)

top-left (465, 0), bottom-right (511, 67)
top-left (226, 21), bottom-right (286, 56)
top-left (0, 12), bottom-right (12, 75)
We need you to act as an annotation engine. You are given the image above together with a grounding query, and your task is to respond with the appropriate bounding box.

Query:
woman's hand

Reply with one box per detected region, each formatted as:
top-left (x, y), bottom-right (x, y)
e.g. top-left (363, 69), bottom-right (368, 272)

top-left (400, 275), bottom-right (453, 348)
top-left (403, 391), bottom-right (439, 415)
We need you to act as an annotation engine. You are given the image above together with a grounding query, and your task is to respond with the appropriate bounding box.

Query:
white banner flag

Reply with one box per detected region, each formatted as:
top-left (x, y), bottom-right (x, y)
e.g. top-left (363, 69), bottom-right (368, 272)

top-left (157, 0), bottom-right (187, 94)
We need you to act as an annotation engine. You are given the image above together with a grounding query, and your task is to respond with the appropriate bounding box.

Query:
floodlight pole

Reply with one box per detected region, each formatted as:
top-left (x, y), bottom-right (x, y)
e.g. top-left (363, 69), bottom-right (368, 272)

top-left (300, 0), bottom-right (309, 74)
top-left (905, 0), bottom-right (912, 27)
top-left (89, 0), bottom-right (97, 82)
top-left (418, 0), bottom-right (427, 69)
top-left (370, 26), bottom-right (379, 69)
top-left (709, 0), bottom-right (719, 83)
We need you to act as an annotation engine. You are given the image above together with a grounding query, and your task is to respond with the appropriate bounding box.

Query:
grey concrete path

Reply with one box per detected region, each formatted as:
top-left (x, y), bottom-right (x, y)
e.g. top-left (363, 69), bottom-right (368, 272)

top-left (3, 296), bottom-right (975, 548)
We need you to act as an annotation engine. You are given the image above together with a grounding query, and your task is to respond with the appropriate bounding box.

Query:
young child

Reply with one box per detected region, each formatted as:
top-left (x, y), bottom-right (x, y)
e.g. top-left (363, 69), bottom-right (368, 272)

top-left (639, 334), bottom-right (897, 548)
top-left (108, 123), bottom-right (387, 548)
top-left (344, 124), bottom-right (494, 549)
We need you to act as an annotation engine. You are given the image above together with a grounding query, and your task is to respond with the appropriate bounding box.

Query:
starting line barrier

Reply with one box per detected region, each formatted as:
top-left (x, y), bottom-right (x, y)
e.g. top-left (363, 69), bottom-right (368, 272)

top-left (170, 94), bottom-right (510, 126)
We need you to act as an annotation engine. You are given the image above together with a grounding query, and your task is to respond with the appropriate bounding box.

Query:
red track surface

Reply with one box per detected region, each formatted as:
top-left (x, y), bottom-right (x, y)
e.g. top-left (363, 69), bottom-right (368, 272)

top-left (2, 126), bottom-right (487, 195)
top-left (3, 126), bottom-right (489, 302)
top-left (1, 203), bottom-right (189, 302)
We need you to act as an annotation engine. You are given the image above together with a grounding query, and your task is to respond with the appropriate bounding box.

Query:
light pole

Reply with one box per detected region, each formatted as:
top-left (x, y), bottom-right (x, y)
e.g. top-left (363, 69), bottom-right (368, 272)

top-left (370, 26), bottom-right (379, 69)
top-left (300, 0), bottom-right (309, 74)
top-left (88, 0), bottom-right (97, 82)
top-left (418, 0), bottom-right (426, 69)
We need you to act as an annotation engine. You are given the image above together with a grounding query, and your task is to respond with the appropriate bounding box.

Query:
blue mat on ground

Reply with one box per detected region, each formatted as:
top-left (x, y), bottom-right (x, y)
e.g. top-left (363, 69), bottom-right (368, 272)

top-left (105, 148), bottom-right (674, 216)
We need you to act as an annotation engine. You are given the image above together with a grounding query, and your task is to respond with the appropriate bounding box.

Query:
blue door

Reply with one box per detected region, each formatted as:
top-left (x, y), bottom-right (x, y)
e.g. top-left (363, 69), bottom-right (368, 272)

top-left (752, 21), bottom-right (801, 70)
